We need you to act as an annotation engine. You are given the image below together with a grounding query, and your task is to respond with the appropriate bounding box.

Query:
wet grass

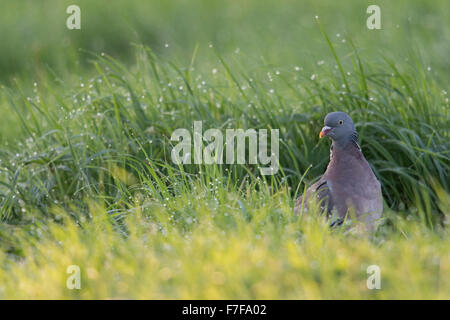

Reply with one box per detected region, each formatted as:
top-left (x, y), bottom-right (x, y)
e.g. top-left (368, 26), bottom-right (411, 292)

top-left (0, 1), bottom-right (449, 299)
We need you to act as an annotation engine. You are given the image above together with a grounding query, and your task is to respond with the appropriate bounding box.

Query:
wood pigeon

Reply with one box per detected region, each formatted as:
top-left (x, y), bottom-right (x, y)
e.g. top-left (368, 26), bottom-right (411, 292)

top-left (294, 112), bottom-right (383, 229)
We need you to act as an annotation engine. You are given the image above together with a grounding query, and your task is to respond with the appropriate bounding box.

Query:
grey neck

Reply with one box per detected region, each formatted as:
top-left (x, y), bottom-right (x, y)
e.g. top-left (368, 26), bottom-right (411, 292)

top-left (332, 131), bottom-right (360, 151)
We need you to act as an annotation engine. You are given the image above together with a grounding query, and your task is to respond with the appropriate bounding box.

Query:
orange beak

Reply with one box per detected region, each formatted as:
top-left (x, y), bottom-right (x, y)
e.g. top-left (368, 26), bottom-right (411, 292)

top-left (319, 126), bottom-right (332, 139)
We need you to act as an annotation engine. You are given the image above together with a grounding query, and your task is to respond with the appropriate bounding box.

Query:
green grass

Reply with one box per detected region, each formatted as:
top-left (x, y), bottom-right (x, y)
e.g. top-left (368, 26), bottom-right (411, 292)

top-left (1, 192), bottom-right (449, 299)
top-left (0, 0), bottom-right (449, 299)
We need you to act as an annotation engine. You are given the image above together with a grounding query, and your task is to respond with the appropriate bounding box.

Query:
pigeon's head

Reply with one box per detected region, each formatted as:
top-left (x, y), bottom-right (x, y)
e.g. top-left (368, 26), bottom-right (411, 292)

top-left (319, 112), bottom-right (358, 148)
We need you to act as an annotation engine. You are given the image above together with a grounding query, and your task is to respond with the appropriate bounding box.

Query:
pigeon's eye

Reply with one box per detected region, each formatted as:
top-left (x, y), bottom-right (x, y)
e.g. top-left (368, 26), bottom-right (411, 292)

top-left (338, 120), bottom-right (344, 125)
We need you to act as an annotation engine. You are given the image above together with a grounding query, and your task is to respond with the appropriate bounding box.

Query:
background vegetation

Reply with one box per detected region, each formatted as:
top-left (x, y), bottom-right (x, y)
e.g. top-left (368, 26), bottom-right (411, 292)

top-left (0, 0), bottom-right (448, 299)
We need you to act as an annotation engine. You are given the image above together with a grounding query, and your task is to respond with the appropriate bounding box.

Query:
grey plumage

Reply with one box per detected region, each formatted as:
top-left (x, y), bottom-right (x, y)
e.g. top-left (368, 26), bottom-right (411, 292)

top-left (294, 112), bottom-right (383, 229)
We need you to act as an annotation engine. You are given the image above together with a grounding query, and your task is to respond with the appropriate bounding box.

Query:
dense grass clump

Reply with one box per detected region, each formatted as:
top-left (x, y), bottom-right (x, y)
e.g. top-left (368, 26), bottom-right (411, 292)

top-left (1, 42), bottom-right (448, 225)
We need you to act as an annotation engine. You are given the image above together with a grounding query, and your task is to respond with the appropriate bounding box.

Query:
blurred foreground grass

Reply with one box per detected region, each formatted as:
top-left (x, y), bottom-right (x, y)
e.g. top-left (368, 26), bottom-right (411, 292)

top-left (1, 187), bottom-right (449, 299)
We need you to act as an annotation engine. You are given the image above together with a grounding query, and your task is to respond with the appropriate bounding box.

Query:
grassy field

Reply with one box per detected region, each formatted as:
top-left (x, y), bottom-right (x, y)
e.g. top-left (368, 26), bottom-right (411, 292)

top-left (0, 0), bottom-right (449, 299)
